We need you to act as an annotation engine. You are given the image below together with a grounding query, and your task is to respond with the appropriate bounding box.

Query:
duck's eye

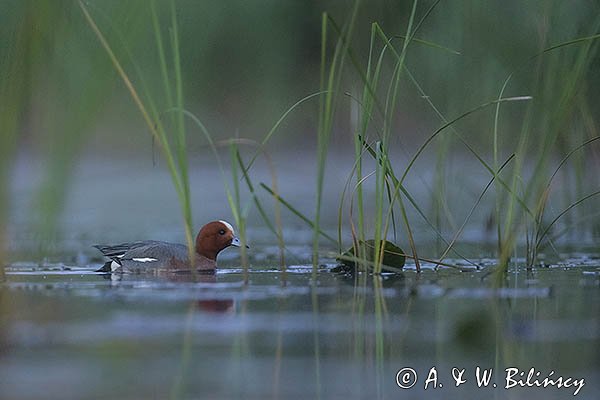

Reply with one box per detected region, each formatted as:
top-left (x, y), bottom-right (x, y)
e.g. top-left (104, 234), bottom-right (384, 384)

top-left (218, 229), bottom-right (226, 235)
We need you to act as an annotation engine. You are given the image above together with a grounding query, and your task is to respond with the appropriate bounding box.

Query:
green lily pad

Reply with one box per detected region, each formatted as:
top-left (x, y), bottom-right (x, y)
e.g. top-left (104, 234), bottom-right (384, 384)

top-left (334, 239), bottom-right (405, 274)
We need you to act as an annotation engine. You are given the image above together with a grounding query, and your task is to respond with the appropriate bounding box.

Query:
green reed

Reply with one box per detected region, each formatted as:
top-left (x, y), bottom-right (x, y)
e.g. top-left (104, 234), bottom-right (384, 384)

top-left (236, 149), bottom-right (286, 273)
top-left (0, 1), bottom-right (595, 280)
top-left (0, 5), bottom-right (26, 276)
top-left (234, 1), bottom-right (599, 284)
top-left (226, 141), bottom-right (255, 282)
top-left (2, 0), bottom-right (595, 285)
top-left (257, 1), bottom-right (531, 275)
top-left (333, 10), bottom-right (529, 275)
top-left (0, 2), bottom-right (129, 262)
top-left (493, 30), bottom-right (600, 281)
top-left (81, 0), bottom-right (196, 265)
top-left (313, 4), bottom-right (359, 273)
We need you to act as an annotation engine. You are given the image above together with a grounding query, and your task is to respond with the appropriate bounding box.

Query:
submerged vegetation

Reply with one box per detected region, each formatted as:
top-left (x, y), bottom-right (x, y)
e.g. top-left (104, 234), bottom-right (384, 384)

top-left (1, 1), bottom-right (599, 278)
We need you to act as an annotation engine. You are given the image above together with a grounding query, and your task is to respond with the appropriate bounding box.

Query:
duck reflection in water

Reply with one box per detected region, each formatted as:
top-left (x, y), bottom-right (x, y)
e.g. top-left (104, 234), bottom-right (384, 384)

top-left (100, 270), bottom-right (236, 314)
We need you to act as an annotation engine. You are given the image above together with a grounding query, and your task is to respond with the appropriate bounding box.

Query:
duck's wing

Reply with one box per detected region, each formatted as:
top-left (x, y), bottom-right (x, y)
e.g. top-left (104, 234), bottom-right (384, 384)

top-left (94, 241), bottom-right (189, 272)
top-left (118, 241), bottom-right (188, 261)
top-left (93, 241), bottom-right (151, 261)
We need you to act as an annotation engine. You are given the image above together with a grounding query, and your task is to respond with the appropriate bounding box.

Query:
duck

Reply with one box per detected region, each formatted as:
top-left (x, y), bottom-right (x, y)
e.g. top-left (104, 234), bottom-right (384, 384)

top-left (94, 220), bottom-right (242, 273)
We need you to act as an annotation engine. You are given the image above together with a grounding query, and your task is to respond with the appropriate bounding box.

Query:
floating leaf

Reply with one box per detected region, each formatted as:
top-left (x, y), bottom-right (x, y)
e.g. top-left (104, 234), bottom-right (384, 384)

top-left (334, 239), bottom-right (405, 274)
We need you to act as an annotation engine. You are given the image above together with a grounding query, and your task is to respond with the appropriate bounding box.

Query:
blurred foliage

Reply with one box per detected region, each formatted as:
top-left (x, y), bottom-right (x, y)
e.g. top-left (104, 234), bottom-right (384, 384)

top-left (4, 0), bottom-right (594, 146)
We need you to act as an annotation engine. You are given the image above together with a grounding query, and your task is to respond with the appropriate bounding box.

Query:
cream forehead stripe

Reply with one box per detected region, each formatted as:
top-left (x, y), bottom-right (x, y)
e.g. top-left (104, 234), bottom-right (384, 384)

top-left (219, 220), bottom-right (235, 235)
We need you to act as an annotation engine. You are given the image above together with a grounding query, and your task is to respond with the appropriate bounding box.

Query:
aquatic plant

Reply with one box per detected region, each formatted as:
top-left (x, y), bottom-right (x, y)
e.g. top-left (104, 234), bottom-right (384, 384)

top-left (0, 0), bottom-right (597, 281)
top-left (80, 0), bottom-right (197, 267)
top-left (0, 6), bottom-right (27, 276)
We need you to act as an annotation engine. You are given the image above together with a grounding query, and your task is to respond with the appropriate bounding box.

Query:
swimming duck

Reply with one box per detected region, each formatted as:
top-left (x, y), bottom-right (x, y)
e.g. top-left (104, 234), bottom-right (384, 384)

top-left (94, 220), bottom-right (242, 273)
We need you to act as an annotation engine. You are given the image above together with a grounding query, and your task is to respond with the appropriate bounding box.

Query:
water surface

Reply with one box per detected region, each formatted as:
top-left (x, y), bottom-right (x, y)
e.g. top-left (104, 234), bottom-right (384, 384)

top-left (1, 257), bottom-right (598, 399)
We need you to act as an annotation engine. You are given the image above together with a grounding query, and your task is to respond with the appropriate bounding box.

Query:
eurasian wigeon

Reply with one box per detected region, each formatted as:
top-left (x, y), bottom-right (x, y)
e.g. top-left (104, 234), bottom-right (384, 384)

top-left (94, 220), bottom-right (242, 273)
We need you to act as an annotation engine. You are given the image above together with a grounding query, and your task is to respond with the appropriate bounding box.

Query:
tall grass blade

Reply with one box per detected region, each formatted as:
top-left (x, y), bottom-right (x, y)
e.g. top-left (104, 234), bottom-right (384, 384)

top-left (235, 151), bottom-right (286, 265)
top-left (535, 190), bottom-right (600, 252)
top-left (261, 184), bottom-right (337, 244)
top-left (400, 97), bottom-right (532, 184)
top-left (244, 91), bottom-right (327, 173)
top-left (437, 155), bottom-right (515, 266)
top-left (81, 1), bottom-right (195, 266)
top-left (314, 2), bottom-right (360, 273)
top-left (228, 142), bottom-right (249, 283)
top-left (0, 17), bottom-right (27, 275)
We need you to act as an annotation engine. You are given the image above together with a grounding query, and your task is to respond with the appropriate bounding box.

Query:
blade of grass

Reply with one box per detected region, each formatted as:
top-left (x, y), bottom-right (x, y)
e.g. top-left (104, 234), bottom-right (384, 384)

top-left (496, 29), bottom-right (600, 271)
top-left (228, 142), bottom-right (247, 282)
top-left (393, 35), bottom-right (461, 55)
top-left (0, 14), bottom-right (27, 276)
top-left (437, 154), bottom-right (515, 267)
top-left (400, 96), bottom-right (532, 184)
top-left (80, 1), bottom-right (196, 267)
top-left (535, 190), bottom-right (600, 251)
top-left (532, 136), bottom-right (600, 254)
top-left (314, 2), bottom-right (360, 273)
top-left (404, 66), bottom-right (534, 217)
top-left (230, 139), bottom-right (286, 278)
top-left (358, 134), bottom-right (478, 266)
top-left (244, 91), bottom-right (327, 174)
top-left (369, 9), bottom-right (420, 272)
top-left (261, 183), bottom-right (337, 244)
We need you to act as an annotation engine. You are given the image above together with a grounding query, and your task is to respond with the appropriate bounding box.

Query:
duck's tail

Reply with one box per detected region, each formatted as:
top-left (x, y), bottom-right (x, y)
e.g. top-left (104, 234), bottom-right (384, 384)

top-left (93, 243), bottom-right (130, 273)
top-left (96, 261), bottom-right (113, 273)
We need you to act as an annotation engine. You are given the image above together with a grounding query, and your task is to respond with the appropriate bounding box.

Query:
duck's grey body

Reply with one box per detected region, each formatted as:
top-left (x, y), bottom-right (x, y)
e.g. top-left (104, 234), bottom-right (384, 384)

top-left (94, 240), bottom-right (216, 273)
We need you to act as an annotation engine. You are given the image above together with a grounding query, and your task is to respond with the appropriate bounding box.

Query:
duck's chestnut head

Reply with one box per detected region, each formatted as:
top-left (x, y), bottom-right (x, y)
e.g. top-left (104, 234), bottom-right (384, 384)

top-left (195, 220), bottom-right (240, 260)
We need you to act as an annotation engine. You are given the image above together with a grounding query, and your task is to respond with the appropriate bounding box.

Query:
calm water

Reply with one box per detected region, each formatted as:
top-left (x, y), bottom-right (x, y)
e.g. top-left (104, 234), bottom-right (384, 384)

top-left (1, 257), bottom-right (598, 400)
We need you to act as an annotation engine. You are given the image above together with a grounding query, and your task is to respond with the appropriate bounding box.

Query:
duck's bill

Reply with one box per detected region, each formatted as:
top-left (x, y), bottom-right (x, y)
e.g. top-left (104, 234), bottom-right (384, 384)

top-left (231, 237), bottom-right (250, 249)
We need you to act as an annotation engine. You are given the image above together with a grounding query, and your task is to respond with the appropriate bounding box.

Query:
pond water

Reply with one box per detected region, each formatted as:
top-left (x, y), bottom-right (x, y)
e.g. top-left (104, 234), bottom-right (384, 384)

top-left (3, 154), bottom-right (599, 398)
top-left (1, 256), bottom-right (598, 399)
